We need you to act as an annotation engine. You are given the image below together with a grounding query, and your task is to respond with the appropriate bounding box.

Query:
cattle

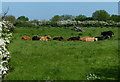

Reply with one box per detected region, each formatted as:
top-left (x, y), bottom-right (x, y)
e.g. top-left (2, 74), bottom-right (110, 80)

top-left (32, 36), bottom-right (40, 40)
top-left (67, 37), bottom-right (80, 41)
top-left (95, 35), bottom-right (110, 40)
top-left (22, 36), bottom-right (31, 40)
top-left (101, 31), bottom-right (114, 37)
top-left (53, 37), bottom-right (64, 41)
top-left (39, 36), bottom-right (52, 41)
top-left (80, 36), bottom-right (98, 42)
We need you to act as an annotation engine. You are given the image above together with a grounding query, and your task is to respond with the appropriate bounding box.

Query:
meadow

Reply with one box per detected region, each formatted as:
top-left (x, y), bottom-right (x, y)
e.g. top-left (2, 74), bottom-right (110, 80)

top-left (5, 26), bottom-right (119, 80)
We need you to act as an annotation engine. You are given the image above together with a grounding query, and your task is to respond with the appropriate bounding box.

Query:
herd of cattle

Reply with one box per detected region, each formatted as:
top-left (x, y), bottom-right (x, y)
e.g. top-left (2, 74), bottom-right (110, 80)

top-left (22, 31), bottom-right (114, 42)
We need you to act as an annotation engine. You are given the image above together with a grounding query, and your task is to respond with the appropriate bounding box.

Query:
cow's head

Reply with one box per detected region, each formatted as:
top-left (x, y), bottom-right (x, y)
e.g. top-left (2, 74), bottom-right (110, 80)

top-left (94, 38), bottom-right (98, 41)
top-left (46, 36), bottom-right (52, 39)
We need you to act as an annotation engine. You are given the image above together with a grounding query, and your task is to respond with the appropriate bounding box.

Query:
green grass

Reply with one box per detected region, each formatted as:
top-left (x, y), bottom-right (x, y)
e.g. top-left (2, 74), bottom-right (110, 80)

top-left (5, 27), bottom-right (119, 80)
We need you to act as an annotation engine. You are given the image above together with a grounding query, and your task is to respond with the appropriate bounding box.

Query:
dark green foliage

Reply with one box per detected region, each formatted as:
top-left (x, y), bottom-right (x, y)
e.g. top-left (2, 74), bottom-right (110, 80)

top-left (75, 15), bottom-right (87, 21)
top-left (50, 21), bottom-right (58, 27)
top-left (50, 15), bottom-right (63, 22)
top-left (110, 15), bottom-right (120, 22)
top-left (17, 16), bottom-right (29, 21)
top-left (92, 10), bottom-right (110, 21)
top-left (61, 15), bottom-right (75, 20)
top-left (4, 15), bottom-right (16, 22)
top-left (13, 21), bottom-right (35, 27)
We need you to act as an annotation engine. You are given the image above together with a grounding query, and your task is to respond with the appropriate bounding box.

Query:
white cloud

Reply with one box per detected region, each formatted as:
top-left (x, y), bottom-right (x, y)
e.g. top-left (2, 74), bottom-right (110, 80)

top-left (1, 0), bottom-right (120, 2)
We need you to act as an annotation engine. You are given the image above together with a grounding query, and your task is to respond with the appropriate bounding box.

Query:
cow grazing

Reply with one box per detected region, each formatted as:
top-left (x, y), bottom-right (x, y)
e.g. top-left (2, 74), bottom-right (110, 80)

top-left (67, 37), bottom-right (80, 41)
top-left (22, 36), bottom-right (31, 40)
top-left (39, 36), bottom-right (52, 41)
top-left (32, 36), bottom-right (40, 40)
top-left (95, 35), bottom-right (110, 40)
top-left (80, 36), bottom-right (98, 42)
top-left (101, 31), bottom-right (114, 37)
top-left (53, 37), bottom-right (64, 41)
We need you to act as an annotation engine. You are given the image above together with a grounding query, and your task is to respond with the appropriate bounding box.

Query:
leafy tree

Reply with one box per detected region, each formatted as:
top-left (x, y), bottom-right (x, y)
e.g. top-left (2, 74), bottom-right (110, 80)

top-left (85, 17), bottom-right (93, 20)
top-left (41, 19), bottom-right (50, 25)
top-left (31, 19), bottom-right (39, 24)
top-left (92, 10), bottom-right (110, 21)
top-left (17, 16), bottom-right (29, 21)
top-left (61, 15), bottom-right (75, 20)
top-left (50, 15), bottom-right (62, 22)
top-left (4, 15), bottom-right (16, 22)
top-left (75, 15), bottom-right (86, 21)
top-left (110, 15), bottom-right (120, 22)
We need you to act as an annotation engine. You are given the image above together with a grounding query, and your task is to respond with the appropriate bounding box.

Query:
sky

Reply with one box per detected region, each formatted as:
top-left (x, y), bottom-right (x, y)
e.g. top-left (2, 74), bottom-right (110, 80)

top-left (1, 0), bottom-right (120, 2)
top-left (2, 2), bottom-right (119, 21)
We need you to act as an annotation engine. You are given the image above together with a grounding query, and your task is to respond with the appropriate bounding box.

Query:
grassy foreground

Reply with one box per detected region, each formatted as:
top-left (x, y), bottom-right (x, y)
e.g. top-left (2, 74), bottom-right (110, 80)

top-left (5, 27), bottom-right (119, 80)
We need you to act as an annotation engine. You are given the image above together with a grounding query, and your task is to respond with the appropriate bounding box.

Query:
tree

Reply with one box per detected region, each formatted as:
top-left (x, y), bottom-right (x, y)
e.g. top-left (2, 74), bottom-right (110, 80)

top-left (50, 15), bottom-right (62, 22)
top-left (75, 15), bottom-right (86, 21)
top-left (4, 15), bottom-right (16, 22)
top-left (110, 15), bottom-right (120, 22)
top-left (92, 10), bottom-right (110, 21)
top-left (30, 19), bottom-right (39, 26)
top-left (85, 17), bottom-right (93, 20)
top-left (2, 7), bottom-right (9, 20)
top-left (61, 15), bottom-right (75, 20)
top-left (17, 16), bottom-right (29, 21)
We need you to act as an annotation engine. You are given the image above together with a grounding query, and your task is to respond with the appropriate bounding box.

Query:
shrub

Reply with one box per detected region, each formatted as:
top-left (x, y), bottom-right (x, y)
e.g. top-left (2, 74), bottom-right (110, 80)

top-left (13, 21), bottom-right (35, 27)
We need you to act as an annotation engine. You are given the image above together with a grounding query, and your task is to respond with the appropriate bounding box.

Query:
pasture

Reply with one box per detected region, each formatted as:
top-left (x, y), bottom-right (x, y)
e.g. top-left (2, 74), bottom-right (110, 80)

top-left (5, 27), bottom-right (119, 80)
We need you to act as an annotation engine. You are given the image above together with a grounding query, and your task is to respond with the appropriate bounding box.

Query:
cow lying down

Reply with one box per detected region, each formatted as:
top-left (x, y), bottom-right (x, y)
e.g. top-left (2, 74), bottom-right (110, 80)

top-left (101, 31), bottom-right (114, 37)
top-left (22, 36), bottom-right (31, 40)
top-left (95, 35), bottom-right (110, 40)
top-left (39, 36), bottom-right (52, 41)
top-left (53, 37), bottom-right (64, 41)
top-left (80, 36), bottom-right (98, 42)
top-left (32, 36), bottom-right (40, 40)
top-left (67, 37), bottom-right (80, 41)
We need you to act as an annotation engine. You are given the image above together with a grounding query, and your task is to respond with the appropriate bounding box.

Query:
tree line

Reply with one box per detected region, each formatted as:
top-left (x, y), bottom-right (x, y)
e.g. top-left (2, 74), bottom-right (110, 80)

top-left (2, 10), bottom-right (120, 27)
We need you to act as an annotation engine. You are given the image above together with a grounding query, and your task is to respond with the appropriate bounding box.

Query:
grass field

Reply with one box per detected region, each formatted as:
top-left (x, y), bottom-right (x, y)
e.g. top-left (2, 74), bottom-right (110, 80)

top-left (5, 27), bottom-right (119, 80)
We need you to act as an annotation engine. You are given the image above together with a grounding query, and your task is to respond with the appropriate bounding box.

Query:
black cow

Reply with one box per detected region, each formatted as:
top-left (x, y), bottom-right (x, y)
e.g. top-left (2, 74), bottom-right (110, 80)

top-left (67, 37), bottom-right (80, 41)
top-left (32, 36), bottom-right (40, 40)
top-left (53, 37), bottom-right (64, 41)
top-left (101, 31), bottom-right (114, 37)
top-left (95, 35), bottom-right (110, 40)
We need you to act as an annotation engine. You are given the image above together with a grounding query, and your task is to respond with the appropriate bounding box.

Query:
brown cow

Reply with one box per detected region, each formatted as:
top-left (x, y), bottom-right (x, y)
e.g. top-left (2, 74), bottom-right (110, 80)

top-left (22, 36), bottom-right (31, 40)
top-left (39, 35), bottom-right (52, 41)
top-left (80, 36), bottom-right (98, 42)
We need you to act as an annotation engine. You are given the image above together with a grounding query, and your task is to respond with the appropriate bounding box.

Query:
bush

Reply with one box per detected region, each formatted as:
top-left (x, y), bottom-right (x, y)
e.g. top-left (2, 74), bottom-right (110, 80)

top-left (13, 21), bottom-right (35, 27)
